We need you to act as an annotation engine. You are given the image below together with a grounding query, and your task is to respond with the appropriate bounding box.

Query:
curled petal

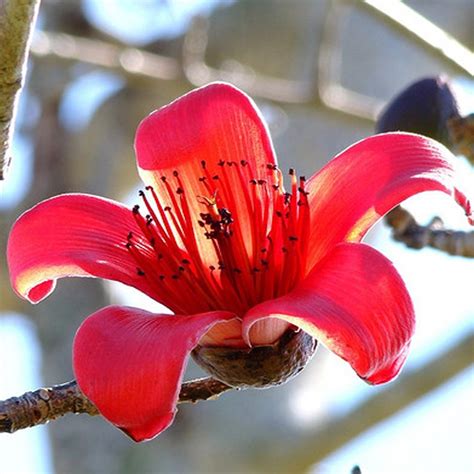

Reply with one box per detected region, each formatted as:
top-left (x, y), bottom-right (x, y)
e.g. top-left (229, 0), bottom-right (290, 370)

top-left (7, 194), bottom-right (157, 303)
top-left (134, 82), bottom-right (278, 263)
top-left (305, 133), bottom-right (473, 271)
top-left (73, 305), bottom-right (236, 441)
top-left (243, 243), bottom-right (415, 384)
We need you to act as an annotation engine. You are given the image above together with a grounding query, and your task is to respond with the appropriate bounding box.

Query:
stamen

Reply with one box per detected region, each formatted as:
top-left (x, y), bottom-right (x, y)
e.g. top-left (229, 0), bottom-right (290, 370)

top-left (127, 161), bottom-right (311, 316)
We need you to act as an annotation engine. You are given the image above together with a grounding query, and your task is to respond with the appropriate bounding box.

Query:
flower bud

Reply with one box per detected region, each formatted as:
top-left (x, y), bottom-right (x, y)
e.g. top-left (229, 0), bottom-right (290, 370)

top-left (376, 76), bottom-right (460, 147)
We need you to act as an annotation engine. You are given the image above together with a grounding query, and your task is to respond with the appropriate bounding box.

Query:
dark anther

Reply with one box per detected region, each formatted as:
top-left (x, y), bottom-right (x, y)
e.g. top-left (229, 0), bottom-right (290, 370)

top-left (226, 161), bottom-right (234, 166)
top-left (132, 205), bottom-right (140, 214)
top-left (276, 211), bottom-right (282, 217)
top-left (289, 168), bottom-right (295, 175)
top-left (138, 190), bottom-right (145, 197)
top-left (219, 208), bottom-right (233, 225)
top-left (160, 176), bottom-right (167, 182)
top-left (289, 236), bottom-right (298, 241)
top-left (125, 242), bottom-right (132, 249)
top-left (282, 247), bottom-right (288, 253)
top-left (159, 275), bottom-right (165, 280)
top-left (137, 268), bottom-right (145, 276)
top-left (300, 176), bottom-right (306, 182)
top-left (201, 160), bottom-right (206, 169)
top-left (173, 170), bottom-right (179, 177)
top-left (240, 160), bottom-right (248, 166)
top-left (145, 185), bottom-right (153, 191)
top-left (178, 266), bottom-right (185, 272)
top-left (261, 259), bottom-right (269, 266)
top-left (251, 267), bottom-right (260, 273)
top-left (249, 179), bottom-right (257, 185)
top-left (298, 187), bottom-right (309, 196)
top-left (266, 163), bottom-right (278, 170)
top-left (218, 160), bottom-right (225, 166)
top-left (233, 268), bottom-right (242, 274)
top-left (157, 253), bottom-right (163, 259)
top-left (164, 206), bottom-right (171, 211)
top-left (171, 275), bottom-right (179, 280)
top-left (212, 175), bottom-right (219, 180)
top-left (176, 187), bottom-right (184, 194)
top-left (198, 220), bottom-right (205, 227)
top-left (199, 177), bottom-right (206, 182)
top-left (150, 238), bottom-right (155, 247)
top-left (257, 179), bottom-right (266, 185)
top-left (209, 265), bottom-right (216, 271)
top-left (272, 184), bottom-right (279, 190)
top-left (182, 259), bottom-right (190, 265)
top-left (261, 248), bottom-right (267, 253)
top-left (127, 231), bottom-right (133, 240)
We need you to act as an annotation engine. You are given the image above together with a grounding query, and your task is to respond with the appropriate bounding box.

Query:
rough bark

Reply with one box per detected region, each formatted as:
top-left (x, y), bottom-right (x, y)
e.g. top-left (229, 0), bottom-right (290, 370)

top-left (0, 378), bottom-right (232, 434)
top-left (0, 0), bottom-right (40, 179)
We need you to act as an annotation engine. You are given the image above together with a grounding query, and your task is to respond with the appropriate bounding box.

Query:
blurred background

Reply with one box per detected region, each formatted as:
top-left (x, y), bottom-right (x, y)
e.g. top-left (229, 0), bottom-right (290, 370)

top-left (0, 0), bottom-right (473, 473)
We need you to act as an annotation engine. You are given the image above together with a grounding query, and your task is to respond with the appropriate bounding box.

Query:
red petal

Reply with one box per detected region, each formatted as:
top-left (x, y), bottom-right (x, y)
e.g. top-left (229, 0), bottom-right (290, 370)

top-left (73, 305), bottom-right (235, 441)
top-left (7, 194), bottom-right (157, 303)
top-left (134, 82), bottom-right (277, 262)
top-left (243, 243), bottom-right (414, 384)
top-left (305, 133), bottom-right (473, 271)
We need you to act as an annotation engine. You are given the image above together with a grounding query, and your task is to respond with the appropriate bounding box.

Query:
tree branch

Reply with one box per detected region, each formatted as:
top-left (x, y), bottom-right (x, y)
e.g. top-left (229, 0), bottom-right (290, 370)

top-left (0, 377), bottom-right (232, 434)
top-left (0, 0), bottom-right (41, 180)
top-left (385, 206), bottom-right (474, 258)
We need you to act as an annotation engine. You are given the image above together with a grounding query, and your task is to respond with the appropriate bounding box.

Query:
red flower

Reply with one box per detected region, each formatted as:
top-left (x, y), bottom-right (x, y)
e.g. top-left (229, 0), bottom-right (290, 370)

top-left (7, 83), bottom-right (472, 442)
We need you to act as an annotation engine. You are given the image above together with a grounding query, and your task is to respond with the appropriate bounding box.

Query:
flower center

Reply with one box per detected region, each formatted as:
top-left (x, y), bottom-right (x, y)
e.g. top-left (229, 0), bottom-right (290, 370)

top-left (126, 161), bottom-right (310, 315)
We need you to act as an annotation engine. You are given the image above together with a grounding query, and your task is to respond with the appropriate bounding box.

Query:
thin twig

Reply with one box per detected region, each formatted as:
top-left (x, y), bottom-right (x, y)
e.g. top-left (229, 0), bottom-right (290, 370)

top-left (0, 0), bottom-right (41, 180)
top-left (385, 206), bottom-right (474, 258)
top-left (0, 377), bottom-right (232, 434)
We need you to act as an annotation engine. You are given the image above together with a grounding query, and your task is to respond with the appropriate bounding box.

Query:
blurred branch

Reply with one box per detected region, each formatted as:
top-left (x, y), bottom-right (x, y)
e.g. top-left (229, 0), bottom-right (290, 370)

top-left (30, 30), bottom-right (180, 81)
top-left (27, 1), bottom-right (474, 126)
top-left (182, 17), bottom-right (316, 106)
top-left (0, 377), bottom-right (232, 434)
top-left (360, 0), bottom-right (474, 76)
top-left (0, 0), bottom-right (40, 180)
top-left (448, 114), bottom-right (474, 166)
top-left (385, 206), bottom-right (474, 258)
top-left (255, 332), bottom-right (474, 474)
top-left (318, 0), bottom-right (384, 121)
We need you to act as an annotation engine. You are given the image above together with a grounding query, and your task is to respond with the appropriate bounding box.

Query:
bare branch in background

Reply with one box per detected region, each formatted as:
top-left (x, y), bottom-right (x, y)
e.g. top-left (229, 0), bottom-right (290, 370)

top-left (0, 377), bottom-right (232, 434)
top-left (385, 206), bottom-right (474, 257)
top-left (253, 333), bottom-right (474, 474)
top-left (360, 0), bottom-right (474, 76)
top-left (31, 30), bottom-right (180, 81)
top-left (0, 0), bottom-right (41, 180)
